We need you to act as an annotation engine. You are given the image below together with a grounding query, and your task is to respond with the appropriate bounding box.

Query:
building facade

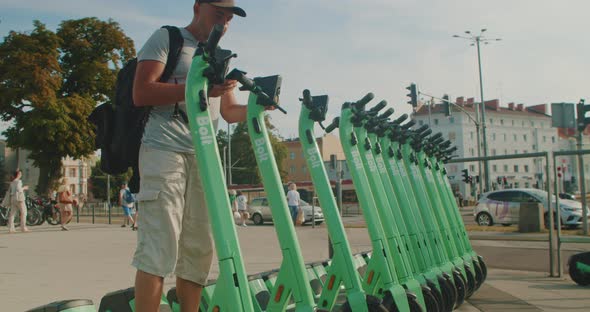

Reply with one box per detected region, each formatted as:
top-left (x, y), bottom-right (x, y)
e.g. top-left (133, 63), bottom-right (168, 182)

top-left (412, 98), bottom-right (559, 201)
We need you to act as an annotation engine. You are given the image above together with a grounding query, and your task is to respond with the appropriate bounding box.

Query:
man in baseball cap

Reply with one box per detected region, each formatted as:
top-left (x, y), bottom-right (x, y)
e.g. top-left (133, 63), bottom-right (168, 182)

top-left (197, 0), bottom-right (246, 17)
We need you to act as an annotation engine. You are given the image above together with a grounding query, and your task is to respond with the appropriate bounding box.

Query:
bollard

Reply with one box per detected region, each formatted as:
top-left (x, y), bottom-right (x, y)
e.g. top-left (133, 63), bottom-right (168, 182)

top-left (92, 203), bottom-right (95, 224)
top-left (76, 203), bottom-right (80, 223)
top-left (108, 202), bottom-right (112, 224)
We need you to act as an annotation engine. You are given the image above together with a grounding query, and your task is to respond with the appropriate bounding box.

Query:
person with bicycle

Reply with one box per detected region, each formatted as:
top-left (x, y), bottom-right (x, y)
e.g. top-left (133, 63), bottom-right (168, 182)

top-left (7, 169), bottom-right (30, 233)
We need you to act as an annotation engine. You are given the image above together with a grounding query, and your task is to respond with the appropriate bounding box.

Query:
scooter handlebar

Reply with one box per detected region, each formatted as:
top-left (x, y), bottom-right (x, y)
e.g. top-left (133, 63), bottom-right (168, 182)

top-left (400, 120), bottom-right (416, 130)
top-left (301, 89), bottom-right (313, 107)
top-left (325, 117), bottom-right (340, 133)
top-left (392, 114), bottom-right (408, 125)
top-left (417, 128), bottom-right (432, 140)
top-left (429, 132), bottom-right (443, 142)
top-left (379, 108), bottom-right (394, 119)
top-left (205, 24), bottom-right (224, 55)
top-left (414, 124), bottom-right (430, 134)
top-left (368, 100), bottom-right (387, 114)
top-left (353, 93), bottom-right (375, 110)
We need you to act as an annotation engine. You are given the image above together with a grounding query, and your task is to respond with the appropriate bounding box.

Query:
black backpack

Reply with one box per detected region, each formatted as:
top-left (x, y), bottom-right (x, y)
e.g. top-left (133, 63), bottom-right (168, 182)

top-left (88, 26), bottom-right (184, 193)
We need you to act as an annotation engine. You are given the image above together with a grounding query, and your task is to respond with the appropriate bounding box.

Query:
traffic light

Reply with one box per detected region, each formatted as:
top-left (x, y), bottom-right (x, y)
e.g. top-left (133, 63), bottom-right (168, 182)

top-left (475, 175), bottom-right (480, 183)
top-left (461, 169), bottom-right (469, 183)
top-left (406, 83), bottom-right (418, 107)
top-left (442, 94), bottom-right (451, 117)
top-left (497, 176), bottom-right (502, 184)
top-left (576, 99), bottom-right (590, 132)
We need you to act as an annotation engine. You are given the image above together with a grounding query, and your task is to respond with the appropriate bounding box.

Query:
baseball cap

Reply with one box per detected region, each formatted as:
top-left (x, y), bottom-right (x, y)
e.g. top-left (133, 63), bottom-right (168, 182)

top-left (198, 0), bottom-right (246, 17)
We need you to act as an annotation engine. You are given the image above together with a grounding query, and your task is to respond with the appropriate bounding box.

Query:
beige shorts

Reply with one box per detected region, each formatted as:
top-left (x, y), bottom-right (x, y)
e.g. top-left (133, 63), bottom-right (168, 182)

top-left (59, 203), bottom-right (73, 213)
top-left (132, 145), bottom-right (213, 286)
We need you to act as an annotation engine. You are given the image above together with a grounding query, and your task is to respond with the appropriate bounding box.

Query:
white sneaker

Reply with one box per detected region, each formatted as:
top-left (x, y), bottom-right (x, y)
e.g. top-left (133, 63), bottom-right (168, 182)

top-left (61, 225), bottom-right (69, 231)
top-left (241, 224), bottom-right (247, 227)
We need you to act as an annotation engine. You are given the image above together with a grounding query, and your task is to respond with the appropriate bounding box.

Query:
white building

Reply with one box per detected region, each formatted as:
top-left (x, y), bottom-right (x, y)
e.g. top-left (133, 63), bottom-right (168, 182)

top-left (412, 97), bottom-right (558, 201)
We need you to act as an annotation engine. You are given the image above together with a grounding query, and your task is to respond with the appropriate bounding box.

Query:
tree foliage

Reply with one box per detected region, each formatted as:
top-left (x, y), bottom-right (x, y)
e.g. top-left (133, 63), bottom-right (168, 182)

top-left (230, 116), bottom-right (287, 185)
top-left (0, 18), bottom-right (135, 195)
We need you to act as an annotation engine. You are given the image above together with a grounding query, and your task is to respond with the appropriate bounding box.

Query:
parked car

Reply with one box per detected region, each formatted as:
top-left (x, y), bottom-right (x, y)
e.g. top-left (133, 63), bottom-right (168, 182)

top-left (248, 197), bottom-right (324, 226)
top-left (474, 188), bottom-right (589, 228)
top-left (558, 193), bottom-right (576, 200)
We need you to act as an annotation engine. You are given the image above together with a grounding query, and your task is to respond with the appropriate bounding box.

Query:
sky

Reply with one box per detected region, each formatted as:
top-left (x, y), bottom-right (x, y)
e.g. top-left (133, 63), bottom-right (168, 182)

top-left (1, 0), bottom-right (589, 139)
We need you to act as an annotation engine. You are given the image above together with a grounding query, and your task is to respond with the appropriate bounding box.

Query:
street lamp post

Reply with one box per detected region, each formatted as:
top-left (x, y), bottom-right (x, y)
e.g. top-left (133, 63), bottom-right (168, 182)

top-left (454, 29), bottom-right (501, 193)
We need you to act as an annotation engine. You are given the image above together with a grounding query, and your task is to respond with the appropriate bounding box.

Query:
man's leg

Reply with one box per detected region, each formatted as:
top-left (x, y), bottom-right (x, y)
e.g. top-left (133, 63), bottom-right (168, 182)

top-left (176, 277), bottom-right (204, 312)
top-left (135, 270), bottom-right (164, 312)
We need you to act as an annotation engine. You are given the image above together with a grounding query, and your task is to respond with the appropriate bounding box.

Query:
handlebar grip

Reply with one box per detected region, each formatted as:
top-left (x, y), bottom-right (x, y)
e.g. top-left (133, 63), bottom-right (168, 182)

top-left (379, 108), bottom-right (394, 119)
top-left (353, 93), bottom-right (375, 110)
top-left (226, 68), bottom-right (255, 91)
top-left (302, 89), bottom-right (312, 105)
top-left (400, 120), bottom-right (416, 130)
top-left (429, 132), bottom-right (443, 142)
top-left (444, 146), bottom-right (458, 154)
top-left (415, 124), bottom-right (430, 134)
top-left (418, 128), bottom-right (432, 139)
top-left (205, 24), bottom-right (224, 55)
top-left (431, 136), bottom-right (445, 146)
top-left (392, 114), bottom-right (408, 124)
top-left (368, 100), bottom-right (387, 113)
top-left (325, 117), bottom-right (340, 133)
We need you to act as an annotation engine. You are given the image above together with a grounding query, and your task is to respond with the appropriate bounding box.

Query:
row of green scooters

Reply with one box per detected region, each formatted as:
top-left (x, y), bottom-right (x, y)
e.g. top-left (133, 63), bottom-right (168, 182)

top-left (28, 24), bottom-right (486, 312)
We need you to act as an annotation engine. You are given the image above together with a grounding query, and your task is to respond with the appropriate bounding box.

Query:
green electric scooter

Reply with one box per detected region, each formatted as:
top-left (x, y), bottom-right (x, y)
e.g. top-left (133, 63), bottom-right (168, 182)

top-left (362, 114), bottom-right (460, 312)
top-left (423, 136), bottom-right (486, 291)
top-left (346, 101), bottom-right (446, 312)
top-left (336, 93), bottom-right (422, 312)
top-left (426, 138), bottom-right (487, 286)
top-left (298, 89), bottom-right (387, 312)
top-left (184, 24), bottom-right (254, 311)
top-left (225, 68), bottom-right (316, 312)
top-left (385, 122), bottom-right (469, 310)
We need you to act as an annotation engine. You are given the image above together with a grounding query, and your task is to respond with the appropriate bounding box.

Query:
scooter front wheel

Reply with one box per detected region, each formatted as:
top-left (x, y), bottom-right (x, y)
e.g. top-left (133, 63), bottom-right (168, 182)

top-left (478, 256), bottom-right (488, 282)
top-left (339, 295), bottom-right (388, 312)
top-left (421, 286), bottom-right (441, 312)
top-left (381, 291), bottom-right (424, 312)
top-left (463, 264), bottom-right (476, 298)
top-left (472, 259), bottom-right (485, 291)
top-left (438, 274), bottom-right (456, 312)
top-left (452, 270), bottom-right (466, 308)
top-left (568, 252), bottom-right (590, 286)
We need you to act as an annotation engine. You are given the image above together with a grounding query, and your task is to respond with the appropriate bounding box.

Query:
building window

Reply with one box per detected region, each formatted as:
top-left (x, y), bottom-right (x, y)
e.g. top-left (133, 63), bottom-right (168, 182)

top-left (290, 152), bottom-right (296, 160)
top-left (522, 121), bottom-right (525, 126)
top-left (531, 121), bottom-right (535, 127)
top-left (449, 117), bottom-right (455, 123)
top-left (514, 150), bottom-right (518, 154)
top-left (493, 165), bottom-right (497, 172)
top-left (503, 134), bottom-right (507, 141)
top-left (512, 120), bottom-right (515, 126)
top-left (418, 120), bottom-right (424, 126)
top-left (504, 164), bottom-right (508, 172)
top-left (543, 136), bottom-right (547, 143)
top-left (492, 149), bottom-right (496, 156)
top-left (470, 148), bottom-right (475, 157)
top-left (470, 165), bottom-right (475, 172)
top-left (514, 165), bottom-right (519, 172)
top-left (513, 134), bottom-right (517, 141)
top-left (434, 119), bottom-right (439, 125)
top-left (69, 168), bottom-right (76, 177)
top-left (532, 144), bottom-right (536, 150)
top-left (552, 136), bottom-right (556, 143)
top-left (500, 119), bottom-right (504, 125)
top-left (290, 165), bottom-right (296, 174)
top-left (302, 166), bottom-right (307, 173)
top-left (470, 132), bottom-right (474, 139)
top-left (504, 149), bottom-right (508, 155)
top-left (523, 134), bottom-right (527, 142)
top-left (524, 165), bottom-right (529, 172)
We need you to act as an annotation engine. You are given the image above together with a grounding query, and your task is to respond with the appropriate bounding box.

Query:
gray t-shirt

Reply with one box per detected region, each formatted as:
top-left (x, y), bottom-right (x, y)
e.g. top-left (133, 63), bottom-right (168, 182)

top-left (137, 27), bottom-right (220, 154)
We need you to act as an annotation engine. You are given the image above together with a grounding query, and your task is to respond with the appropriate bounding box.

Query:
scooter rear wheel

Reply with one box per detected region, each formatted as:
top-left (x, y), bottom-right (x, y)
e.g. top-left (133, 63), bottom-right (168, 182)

top-left (426, 279), bottom-right (444, 312)
top-left (437, 275), bottom-right (456, 312)
top-left (463, 264), bottom-right (476, 298)
top-left (381, 291), bottom-right (424, 312)
top-left (452, 270), bottom-right (466, 308)
top-left (472, 259), bottom-right (485, 291)
top-left (421, 286), bottom-right (441, 312)
top-left (568, 253), bottom-right (590, 286)
top-left (478, 256), bottom-right (488, 282)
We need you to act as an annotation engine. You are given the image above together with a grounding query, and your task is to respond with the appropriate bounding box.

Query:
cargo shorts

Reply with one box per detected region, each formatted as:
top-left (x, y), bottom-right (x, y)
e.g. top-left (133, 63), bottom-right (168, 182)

top-left (132, 145), bottom-right (214, 286)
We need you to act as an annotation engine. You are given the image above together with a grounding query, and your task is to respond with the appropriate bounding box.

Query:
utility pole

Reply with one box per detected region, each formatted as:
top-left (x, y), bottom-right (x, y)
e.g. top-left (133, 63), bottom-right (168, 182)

top-left (576, 99), bottom-right (589, 235)
top-left (454, 28), bottom-right (501, 193)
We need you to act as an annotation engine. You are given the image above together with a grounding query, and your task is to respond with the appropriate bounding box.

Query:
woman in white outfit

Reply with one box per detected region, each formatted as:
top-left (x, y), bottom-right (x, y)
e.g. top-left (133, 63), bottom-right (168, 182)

top-left (8, 169), bottom-right (30, 233)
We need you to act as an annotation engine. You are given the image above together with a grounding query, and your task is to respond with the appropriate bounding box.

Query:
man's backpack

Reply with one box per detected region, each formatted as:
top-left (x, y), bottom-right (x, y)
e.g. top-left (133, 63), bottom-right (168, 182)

top-left (124, 189), bottom-right (136, 204)
top-left (88, 26), bottom-right (184, 193)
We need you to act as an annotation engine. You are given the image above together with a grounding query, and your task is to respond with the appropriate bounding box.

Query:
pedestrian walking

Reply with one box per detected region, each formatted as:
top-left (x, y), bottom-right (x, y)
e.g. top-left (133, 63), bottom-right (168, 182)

top-left (236, 191), bottom-right (248, 227)
top-left (57, 178), bottom-right (75, 231)
top-left (119, 183), bottom-right (135, 228)
top-left (287, 183), bottom-right (301, 225)
top-left (6, 169), bottom-right (30, 233)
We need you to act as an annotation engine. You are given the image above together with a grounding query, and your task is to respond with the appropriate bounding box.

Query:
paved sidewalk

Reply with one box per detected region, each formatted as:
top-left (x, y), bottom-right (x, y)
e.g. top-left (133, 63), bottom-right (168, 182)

top-left (0, 223), bottom-right (588, 311)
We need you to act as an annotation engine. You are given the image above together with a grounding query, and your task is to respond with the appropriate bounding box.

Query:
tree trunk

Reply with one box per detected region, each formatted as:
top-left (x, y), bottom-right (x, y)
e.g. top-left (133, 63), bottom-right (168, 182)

top-left (36, 161), bottom-right (62, 196)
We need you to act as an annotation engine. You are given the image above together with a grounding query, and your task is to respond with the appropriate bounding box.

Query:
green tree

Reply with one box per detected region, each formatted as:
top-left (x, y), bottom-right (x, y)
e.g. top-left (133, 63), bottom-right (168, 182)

top-left (89, 161), bottom-right (132, 201)
top-left (230, 116), bottom-right (287, 185)
top-left (0, 19), bottom-right (135, 195)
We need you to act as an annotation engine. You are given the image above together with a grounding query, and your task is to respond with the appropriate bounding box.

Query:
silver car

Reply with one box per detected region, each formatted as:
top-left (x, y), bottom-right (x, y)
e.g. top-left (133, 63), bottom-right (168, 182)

top-left (248, 197), bottom-right (324, 226)
top-left (474, 188), bottom-right (589, 228)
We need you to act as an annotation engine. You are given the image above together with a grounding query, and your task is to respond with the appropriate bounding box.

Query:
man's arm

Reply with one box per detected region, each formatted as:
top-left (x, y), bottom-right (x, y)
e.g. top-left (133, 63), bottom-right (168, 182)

top-left (133, 60), bottom-right (185, 107)
top-left (219, 80), bottom-right (247, 123)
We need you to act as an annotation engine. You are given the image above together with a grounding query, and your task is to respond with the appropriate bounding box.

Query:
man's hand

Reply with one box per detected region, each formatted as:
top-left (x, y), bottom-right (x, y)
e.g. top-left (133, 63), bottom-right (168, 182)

top-left (209, 80), bottom-right (238, 98)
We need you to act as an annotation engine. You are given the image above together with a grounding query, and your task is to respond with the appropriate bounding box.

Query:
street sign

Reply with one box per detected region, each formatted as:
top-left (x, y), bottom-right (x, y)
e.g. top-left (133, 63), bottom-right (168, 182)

top-left (551, 103), bottom-right (575, 128)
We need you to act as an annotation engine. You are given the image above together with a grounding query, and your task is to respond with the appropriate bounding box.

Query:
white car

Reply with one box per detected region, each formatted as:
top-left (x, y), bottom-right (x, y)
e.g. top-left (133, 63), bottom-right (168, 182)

top-left (248, 197), bottom-right (324, 226)
top-left (474, 188), bottom-right (589, 228)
